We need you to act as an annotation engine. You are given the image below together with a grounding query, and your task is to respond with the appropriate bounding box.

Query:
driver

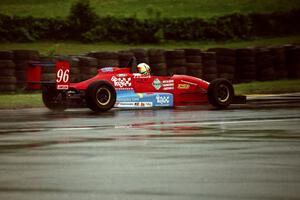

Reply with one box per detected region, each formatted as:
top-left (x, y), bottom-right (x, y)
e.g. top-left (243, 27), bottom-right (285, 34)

top-left (137, 63), bottom-right (151, 75)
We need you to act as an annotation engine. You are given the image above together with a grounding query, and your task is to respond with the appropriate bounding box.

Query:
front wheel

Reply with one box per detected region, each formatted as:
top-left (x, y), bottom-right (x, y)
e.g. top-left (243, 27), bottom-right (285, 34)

top-left (42, 85), bottom-right (67, 111)
top-left (85, 81), bottom-right (116, 112)
top-left (207, 78), bottom-right (234, 109)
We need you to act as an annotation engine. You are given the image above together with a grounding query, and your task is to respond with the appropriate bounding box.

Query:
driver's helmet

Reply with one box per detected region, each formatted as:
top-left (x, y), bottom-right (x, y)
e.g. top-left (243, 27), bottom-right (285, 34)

top-left (137, 63), bottom-right (151, 75)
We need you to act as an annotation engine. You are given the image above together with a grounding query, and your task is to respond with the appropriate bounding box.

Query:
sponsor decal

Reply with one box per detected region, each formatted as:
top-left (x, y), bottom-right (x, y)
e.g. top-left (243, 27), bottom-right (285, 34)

top-left (181, 80), bottom-right (197, 86)
top-left (134, 75), bottom-right (151, 79)
top-left (156, 95), bottom-right (170, 104)
top-left (101, 67), bottom-right (113, 72)
top-left (118, 97), bottom-right (139, 102)
top-left (111, 76), bottom-right (132, 88)
top-left (152, 78), bottom-right (162, 90)
top-left (115, 102), bottom-right (152, 108)
top-left (117, 73), bottom-right (127, 77)
top-left (162, 80), bottom-right (174, 90)
top-left (137, 93), bottom-right (144, 98)
top-left (56, 61), bottom-right (70, 90)
top-left (139, 102), bottom-right (153, 107)
top-left (178, 84), bottom-right (190, 89)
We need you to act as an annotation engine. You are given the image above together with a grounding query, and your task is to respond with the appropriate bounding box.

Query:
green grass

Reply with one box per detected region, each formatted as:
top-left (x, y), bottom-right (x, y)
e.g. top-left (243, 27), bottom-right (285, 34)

top-left (1, 80), bottom-right (300, 109)
top-left (0, 0), bottom-right (300, 19)
top-left (234, 79), bottom-right (300, 95)
top-left (0, 93), bottom-right (43, 109)
top-left (1, 35), bottom-right (299, 55)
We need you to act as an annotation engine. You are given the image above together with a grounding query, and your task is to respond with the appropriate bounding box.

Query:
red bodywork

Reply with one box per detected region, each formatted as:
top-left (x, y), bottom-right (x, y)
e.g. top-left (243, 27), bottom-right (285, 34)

top-left (70, 67), bottom-right (210, 107)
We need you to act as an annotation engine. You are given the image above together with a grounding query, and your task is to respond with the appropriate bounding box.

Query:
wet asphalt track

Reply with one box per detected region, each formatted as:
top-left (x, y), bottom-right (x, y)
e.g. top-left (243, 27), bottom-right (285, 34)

top-left (0, 94), bottom-right (300, 200)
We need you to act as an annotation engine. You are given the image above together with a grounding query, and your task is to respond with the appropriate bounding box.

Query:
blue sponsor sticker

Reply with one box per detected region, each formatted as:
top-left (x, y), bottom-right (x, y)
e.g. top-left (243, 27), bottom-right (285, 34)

top-left (101, 67), bottom-right (114, 72)
top-left (115, 90), bottom-right (173, 108)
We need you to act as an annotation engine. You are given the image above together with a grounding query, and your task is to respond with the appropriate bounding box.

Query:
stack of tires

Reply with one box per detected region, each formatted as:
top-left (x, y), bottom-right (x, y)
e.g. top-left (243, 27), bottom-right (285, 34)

top-left (148, 49), bottom-right (167, 76)
top-left (13, 50), bottom-right (40, 90)
top-left (0, 51), bottom-right (16, 93)
top-left (130, 49), bottom-right (149, 64)
top-left (87, 51), bottom-right (119, 68)
top-left (270, 46), bottom-right (288, 79)
top-left (235, 48), bottom-right (257, 83)
top-left (165, 50), bottom-right (186, 75)
top-left (201, 52), bottom-right (218, 82)
top-left (118, 51), bottom-right (135, 68)
top-left (78, 56), bottom-right (98, 81)
top-left (286, 45), bottom-right (300, 78)
top-left (184, 49), bottom-right (203, 78)
top-left (208, 48), bottom-right (236, 82)
top-left (255, 48), bottom-right (275, 81)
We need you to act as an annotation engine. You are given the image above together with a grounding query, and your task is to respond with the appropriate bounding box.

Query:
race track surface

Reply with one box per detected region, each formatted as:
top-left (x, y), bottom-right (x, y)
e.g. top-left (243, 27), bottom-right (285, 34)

top-left (0, 94), bottom-right (300, 200)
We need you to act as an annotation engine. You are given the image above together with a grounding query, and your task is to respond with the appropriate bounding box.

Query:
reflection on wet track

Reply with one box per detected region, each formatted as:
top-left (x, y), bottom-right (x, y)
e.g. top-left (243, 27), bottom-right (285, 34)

top-left (0, 98), bottom-right (300, 200)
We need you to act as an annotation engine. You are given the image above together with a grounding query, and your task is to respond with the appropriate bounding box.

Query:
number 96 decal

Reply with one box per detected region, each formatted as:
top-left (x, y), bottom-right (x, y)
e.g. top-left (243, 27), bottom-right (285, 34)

top-left (56, 61), bottom-right (70, 90)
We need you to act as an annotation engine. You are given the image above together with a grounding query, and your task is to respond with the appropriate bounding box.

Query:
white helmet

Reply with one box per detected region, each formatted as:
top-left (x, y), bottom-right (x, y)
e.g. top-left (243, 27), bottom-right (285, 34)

top-left (137, 63), bottom-right (151, 75)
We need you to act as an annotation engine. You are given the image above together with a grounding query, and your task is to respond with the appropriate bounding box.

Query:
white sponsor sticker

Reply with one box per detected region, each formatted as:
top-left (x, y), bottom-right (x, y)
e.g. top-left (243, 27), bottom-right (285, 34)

top-left (111, 76), bottom-right (132, 88)
top-left (156, 95), bottom-right (170, 104)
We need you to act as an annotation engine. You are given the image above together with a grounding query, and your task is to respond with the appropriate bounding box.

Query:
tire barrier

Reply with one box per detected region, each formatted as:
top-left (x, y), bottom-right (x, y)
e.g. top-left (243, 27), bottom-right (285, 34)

top-left (270, 46), bottom-right (288, 79)
top-left (184, 49), bottom-right (203, 78)
top-left (130, 48), bottom-right (149, 64)
top-left (0, 51), bottom-right (16, 93)
top-left (148, 48), bottom-right (167, 76)
top-left (255, 48), bottom-right (276, 81)
top-left (235, 48), bottom-right (257, 83)
top-left (286, 45), bottom-right (300, 78)
top-left (165, 50), bottom-right (187, 75)
top-left (201, 52), bottom-right (218, 82)
top-left (87, 51), bottom-right (119, 68)
top-left (118, 51), bottom-right (135, 68)
top-left (13, 50), bottom-right (40, 90)
top-left (0, 44), bottom-right (300, 93)
top-left (78, 56), bottom-right (98, 81)
top-left (208, 48), bottom-right (236, 82)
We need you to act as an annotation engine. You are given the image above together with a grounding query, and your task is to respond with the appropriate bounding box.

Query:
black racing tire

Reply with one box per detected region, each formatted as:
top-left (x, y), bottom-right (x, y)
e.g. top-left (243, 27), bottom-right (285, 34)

top-left (13, 50), bottom-right (40, 60)
top-left (85, 81), bottom-right (116, 112)
top-left (88, 52), bottom-right (118, 59)
top-left (186, 56), bottom-right (202, 63)
top-left (208, 48), bottom-right (236, 57)
top-left (186, 63), bottom-right (203, 70)
top-left (150, 63), bottom-right (167, 71)
top-left (201, 52), bottom-right (217, 60)
top-left (118, 51), bottom-right (135, 60)
top-left (0, 51), bottom-right (14, 60)
top-left (42, 85), bottom-right (67, 111)
top-left (0, 60), bottom-right (15, 69)
top-left (98, 59), bottom-right (119, 67)
top-left (148, 49), bottom-right (165, 57)
top-left (149, 56), bottom-right (166, 63)
top-left (164, 50), bottom-right (185, 59)
top-left (183, 48), bottom-right (202, 56)
top-left (78, 56), bottom-right (98, 66)
top-left (208, 78), bottom-right (234, 109)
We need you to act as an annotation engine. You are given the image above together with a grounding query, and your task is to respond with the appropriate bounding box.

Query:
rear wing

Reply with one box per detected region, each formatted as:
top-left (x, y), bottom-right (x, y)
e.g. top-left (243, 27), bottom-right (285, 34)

top-left (27, 61), bottom-right (70, 90)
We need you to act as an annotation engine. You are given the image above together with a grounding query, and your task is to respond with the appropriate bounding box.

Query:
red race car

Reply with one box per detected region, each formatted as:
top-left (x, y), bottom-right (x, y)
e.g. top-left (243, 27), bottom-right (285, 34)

top-left (41, 61), bottom-right (246, 112)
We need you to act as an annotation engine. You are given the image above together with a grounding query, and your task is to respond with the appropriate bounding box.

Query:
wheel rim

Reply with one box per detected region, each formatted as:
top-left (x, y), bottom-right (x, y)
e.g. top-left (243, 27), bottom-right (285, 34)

top-left (96, 87), bottom-right (111, 106)
top-left (217, 84), bottom-right (230, 103)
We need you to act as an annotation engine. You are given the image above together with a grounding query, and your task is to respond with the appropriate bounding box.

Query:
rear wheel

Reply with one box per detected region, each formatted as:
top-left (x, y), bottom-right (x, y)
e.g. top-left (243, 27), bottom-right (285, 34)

top-left (42, 85), bottom-right (67, 111)
top-left (207, 78), bottom-right (234, 109)
top-left (85, 81), bottom-right (116, 112)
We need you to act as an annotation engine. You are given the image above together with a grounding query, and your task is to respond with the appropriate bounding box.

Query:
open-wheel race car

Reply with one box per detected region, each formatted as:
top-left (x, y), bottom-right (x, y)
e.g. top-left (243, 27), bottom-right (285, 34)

top-left (41, 60), bottom-right (246, 112)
